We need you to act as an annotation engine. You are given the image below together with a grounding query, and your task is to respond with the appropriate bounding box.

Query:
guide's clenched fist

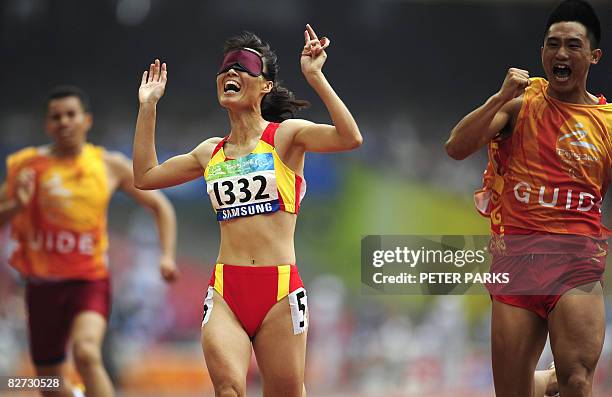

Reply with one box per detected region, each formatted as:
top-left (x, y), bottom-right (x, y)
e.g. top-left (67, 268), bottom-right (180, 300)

top-left (498, 68), bottom-right (530, 102)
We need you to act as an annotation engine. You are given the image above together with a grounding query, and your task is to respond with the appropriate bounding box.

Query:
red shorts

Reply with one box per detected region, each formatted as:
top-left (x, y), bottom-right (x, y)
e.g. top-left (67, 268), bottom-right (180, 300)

top-left (488, 253), bottom-right (605, 318)
top-left (26, 278), bottom-right (111, 365)
top-left (203, 264), bottom-right (307, 338)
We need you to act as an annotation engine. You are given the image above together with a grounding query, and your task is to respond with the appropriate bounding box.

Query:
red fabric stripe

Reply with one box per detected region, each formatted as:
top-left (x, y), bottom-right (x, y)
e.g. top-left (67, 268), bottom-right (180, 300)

top-left (263, 122), bottom-right (282, 206)
top-left (289, 266), bottom-right (304, 292)
top-left (211, 136), bottom-right (229, 158)
top-left (277, 187), bottom-right (286, 211)
top-left (260, 122), bottom-right (280, 147)
top-left (294, 175), bottom-right (303, 213)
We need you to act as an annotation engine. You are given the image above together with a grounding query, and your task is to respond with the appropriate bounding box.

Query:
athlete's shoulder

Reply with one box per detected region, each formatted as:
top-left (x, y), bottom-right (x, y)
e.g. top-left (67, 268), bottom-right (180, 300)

top-left (103, 149), bottom-right (130, 165)
top-left (201, 136), bottom-right (224, 146)
top-left (275, 119), bottom-right (314, 146)
top-left (508, 78), bottom-right (548, 119)
top-left (528, 77), bottom-right (548, 90)
top-left (596, 101), bottom-right (612, 140)
top-left (85, 143), bottom-right (108, 157)
top-left (6, 146), bottom-right (42, 169)
top-left (278, 119), bottom-right (313, 134)
top-left (103, 150), bottom-right (132, 180)
top-left (517, 77), bottom-right (546, 103)
top-left (194, 137), bottom-right (224, 165)
top-left (593, 93), bottom-right (612, 111)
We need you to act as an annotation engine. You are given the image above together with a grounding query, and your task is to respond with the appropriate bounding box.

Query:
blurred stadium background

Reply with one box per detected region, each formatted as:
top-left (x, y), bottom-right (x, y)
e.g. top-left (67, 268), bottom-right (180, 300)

top-left (1, 0), bottom-right (612, 395)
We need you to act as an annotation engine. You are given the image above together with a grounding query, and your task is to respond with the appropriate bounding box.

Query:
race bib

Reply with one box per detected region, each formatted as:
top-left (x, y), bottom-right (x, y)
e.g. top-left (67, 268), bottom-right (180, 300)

top-left (288, 287), bottom-right (308, 335)
top-left (206, 153), bottom-right (279, 221)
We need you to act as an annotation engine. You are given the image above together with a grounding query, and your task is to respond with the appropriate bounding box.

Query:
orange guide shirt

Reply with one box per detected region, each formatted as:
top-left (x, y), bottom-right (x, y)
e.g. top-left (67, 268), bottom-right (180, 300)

top-left (7, 144), bottom-right (111, 280)
top-left (476, 78), bottom-right (612, 239)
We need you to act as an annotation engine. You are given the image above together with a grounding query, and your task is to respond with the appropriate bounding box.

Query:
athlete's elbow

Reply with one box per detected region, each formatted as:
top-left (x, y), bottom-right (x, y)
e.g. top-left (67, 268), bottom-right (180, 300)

top-left (133, 176), bottom-right (145, 190)
top-left (133, 177), bottom-right (155, 190)
top-left (134, 183), bottom-right (157, 191)
top-left (342, 129), bottom-right (363, 150)
top-left (444, 139), bottom-right (469, 160)
top-left (348, 134), bottom-right (363, 149)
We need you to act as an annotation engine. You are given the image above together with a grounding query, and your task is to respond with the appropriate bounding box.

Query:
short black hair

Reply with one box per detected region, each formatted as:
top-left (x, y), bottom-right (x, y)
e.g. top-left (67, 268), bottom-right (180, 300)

top-left (545, 0), bottom-right (601, 49)
top-left (46, 85), bottom-right (92, 113)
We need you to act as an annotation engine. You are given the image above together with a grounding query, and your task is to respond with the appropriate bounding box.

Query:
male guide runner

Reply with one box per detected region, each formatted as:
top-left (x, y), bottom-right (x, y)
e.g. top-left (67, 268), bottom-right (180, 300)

top-left (0, 86), bottom-right (178, 397)
top-left (446, 1), bottom-right (609, 396)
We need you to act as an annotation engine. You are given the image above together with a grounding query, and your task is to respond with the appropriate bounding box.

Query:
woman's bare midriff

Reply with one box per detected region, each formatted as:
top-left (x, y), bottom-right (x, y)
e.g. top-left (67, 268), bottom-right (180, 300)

top-left (216, 210), bottom-right (297, 266)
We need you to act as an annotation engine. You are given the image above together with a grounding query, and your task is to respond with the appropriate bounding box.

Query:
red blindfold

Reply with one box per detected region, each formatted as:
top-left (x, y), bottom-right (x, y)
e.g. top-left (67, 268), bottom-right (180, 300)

top-left (217, 48), bottom-right (264, 77)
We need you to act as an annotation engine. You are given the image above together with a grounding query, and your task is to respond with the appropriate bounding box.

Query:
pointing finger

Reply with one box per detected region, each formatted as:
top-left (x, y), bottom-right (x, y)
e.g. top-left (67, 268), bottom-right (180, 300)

top-left (306, 24), bottom-right (318, 40)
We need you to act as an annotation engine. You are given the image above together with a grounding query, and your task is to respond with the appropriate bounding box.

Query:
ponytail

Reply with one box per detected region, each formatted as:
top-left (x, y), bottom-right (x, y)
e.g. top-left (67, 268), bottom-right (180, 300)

top-left (261, 84), bottom-right (310, 122)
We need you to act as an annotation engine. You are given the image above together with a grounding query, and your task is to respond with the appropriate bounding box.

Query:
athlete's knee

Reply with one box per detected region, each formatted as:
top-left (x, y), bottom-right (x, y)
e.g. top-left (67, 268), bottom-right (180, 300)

top-left (564, 372), bottom-right (591, 394)
top-left (214, 380), bottom-right (245, 397)
top-left (558, 364), bottom-right (593, 394)
top-left (263, 374), bottom-right (304, 397)
top-left (73, 339), bottom-right (103, 370)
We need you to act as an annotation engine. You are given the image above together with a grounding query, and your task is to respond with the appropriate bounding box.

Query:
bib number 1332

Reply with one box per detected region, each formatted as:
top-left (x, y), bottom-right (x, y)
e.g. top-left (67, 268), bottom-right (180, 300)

top-left (212, 175), bottom-right (271, 206)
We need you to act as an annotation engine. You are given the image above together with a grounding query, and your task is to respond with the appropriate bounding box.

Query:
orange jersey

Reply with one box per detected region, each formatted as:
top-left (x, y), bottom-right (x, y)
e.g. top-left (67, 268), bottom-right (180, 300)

top-left (476, 78), bottom-right (612, 238)
top-left (6, 144), bottom-right (111, 280)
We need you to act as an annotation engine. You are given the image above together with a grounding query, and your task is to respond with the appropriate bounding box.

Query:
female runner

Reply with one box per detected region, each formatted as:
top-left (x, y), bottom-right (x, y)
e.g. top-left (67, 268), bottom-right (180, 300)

top-left (132, 24), bottom-right (362, 396)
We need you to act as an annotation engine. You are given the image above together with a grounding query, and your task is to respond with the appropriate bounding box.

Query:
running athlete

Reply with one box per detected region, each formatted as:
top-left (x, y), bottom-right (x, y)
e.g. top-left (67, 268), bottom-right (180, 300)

top-left (0, 86), bottom-right (178, 397)
top-left (445, 1), bottom-right (608, 396)
top-left (132, 25), bottom-right (361, 396)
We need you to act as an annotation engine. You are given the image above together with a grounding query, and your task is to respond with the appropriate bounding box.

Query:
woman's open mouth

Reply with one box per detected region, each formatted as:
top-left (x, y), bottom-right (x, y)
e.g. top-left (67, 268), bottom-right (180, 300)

top-left (224, 80), bottom-right (241, 94)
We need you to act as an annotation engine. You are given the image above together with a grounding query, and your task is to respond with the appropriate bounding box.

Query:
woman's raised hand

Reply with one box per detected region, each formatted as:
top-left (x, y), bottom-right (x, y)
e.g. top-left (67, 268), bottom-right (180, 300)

top-left (301, 24), bottom-right (330, 78)
top-left (139, 59), bottom-right (168, 104)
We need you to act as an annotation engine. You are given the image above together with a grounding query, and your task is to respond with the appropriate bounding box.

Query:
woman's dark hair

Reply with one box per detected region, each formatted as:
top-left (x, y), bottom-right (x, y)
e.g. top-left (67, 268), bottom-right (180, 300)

top-left (223, 32), bottom-right (310, 122)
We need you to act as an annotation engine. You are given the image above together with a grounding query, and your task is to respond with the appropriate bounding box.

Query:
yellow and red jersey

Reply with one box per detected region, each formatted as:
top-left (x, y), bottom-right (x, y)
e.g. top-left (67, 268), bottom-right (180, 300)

top-left (204, 122), bottom-right (306, 221)
top-left (6, 144), bottom-right (111, 280)
top-left (476, 78), bottom-right (612, 239)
